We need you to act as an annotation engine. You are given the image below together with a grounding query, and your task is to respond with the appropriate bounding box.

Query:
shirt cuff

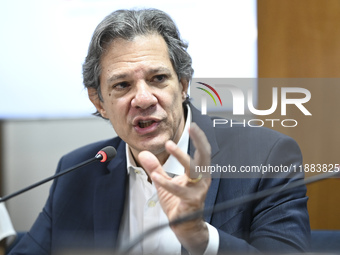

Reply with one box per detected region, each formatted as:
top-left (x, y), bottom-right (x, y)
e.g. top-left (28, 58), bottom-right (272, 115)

top-left (203, 222), bottom-right (219, 255)
top-left (0, 202), bottom-right (16, 246)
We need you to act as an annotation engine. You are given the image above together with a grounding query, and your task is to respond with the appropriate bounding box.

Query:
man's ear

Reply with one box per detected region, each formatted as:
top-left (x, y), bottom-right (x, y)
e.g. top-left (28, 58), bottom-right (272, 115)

top-left (87, 87), bottom-right (107, 118)
top-left (180, 78), bottom-right (189, 102)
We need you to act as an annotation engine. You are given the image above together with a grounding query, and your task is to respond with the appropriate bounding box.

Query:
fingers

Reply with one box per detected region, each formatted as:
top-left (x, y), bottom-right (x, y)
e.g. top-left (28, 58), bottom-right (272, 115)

top-left (139, 122), bottom-right (211, 192)
top-left (189, 123), bottom-right (211, 165)
top-left (138, 151), bottom-right (170, 180)
top-left (152, 172), bottom-right (188, 197)
top-left (189, 123), bottom-right (211, 179)
top-left (164, 123), bottom-right (211, 180)
top-left (165, 140), bottom-right (190, 169)
top-left (138, 151), bottom-right (188, 199)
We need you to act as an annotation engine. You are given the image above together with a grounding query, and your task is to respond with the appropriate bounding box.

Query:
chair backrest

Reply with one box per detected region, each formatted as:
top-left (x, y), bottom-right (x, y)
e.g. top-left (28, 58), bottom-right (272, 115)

top-left (6, 230), bottom-right (340, 254)
top-left (311, 230), bottom-right (340, 253)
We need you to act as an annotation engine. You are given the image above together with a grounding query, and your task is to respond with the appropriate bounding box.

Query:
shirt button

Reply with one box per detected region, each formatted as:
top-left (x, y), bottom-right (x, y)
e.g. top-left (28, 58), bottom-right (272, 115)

top-left (134, 169), bottom-right (141, 174)
top-left (148, 200), bottom-right (156, 208)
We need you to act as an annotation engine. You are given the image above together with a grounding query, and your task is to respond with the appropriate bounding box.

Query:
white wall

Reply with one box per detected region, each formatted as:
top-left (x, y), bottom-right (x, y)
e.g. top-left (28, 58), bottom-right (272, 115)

top-left (2, 118), bottom-right (116, 231)
top-left (0, 0), bottom-right (257, 119)
top-left (0, 0), bottom-right (257, 232)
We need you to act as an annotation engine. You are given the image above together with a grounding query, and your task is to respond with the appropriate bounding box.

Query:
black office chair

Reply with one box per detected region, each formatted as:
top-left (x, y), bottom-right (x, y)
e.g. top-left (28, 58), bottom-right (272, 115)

top-left (6, 230), bottom-right (340, 254)
top-left (310, 230), bottom-right (340, 253)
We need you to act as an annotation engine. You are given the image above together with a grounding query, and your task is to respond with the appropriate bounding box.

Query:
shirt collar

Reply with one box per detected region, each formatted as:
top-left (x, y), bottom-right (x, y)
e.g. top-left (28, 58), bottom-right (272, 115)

top-left (126, 104), bottom-right (192, 176)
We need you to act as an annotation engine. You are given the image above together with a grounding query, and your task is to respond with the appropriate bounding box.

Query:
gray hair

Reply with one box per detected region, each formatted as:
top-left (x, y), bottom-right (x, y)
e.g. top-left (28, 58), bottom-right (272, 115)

top-left (82, 8), bottom-right (194, 107)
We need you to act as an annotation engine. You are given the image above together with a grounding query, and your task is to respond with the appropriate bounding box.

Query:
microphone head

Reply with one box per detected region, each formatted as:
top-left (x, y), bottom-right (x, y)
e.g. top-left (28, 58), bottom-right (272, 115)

top-left (96, 146), bottom-right (117, 162)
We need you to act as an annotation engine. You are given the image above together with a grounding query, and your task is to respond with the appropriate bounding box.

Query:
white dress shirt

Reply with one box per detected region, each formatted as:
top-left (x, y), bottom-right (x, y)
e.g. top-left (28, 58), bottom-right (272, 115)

top-left (0, 202), bottom-right (16, 246)
top-left (117, 106), bottom-right (219, 254)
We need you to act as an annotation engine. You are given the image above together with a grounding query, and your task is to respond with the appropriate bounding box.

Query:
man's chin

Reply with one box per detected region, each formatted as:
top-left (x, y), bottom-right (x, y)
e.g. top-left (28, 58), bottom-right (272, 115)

top-left (133, 139), bottom-right (169, 158)
top-left (141, 143), bottom-right (167, 155)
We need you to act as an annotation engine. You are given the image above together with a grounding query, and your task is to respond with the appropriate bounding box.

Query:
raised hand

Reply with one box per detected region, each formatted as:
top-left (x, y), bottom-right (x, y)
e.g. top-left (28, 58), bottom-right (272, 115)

top-left (138, 123), bottom-right (212, 254)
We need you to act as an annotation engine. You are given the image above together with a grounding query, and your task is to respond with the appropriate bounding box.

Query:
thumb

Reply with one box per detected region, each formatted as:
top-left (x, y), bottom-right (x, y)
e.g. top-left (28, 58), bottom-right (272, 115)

top-left (138, 151), bottom-right (168, 179)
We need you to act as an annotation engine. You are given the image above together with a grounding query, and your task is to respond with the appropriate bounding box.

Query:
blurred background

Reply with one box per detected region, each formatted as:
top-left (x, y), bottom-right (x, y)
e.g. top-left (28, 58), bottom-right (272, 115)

top-left (0, 0), bottom-right (339, 239)
top-left (0, 0), bottom-right (256, 232)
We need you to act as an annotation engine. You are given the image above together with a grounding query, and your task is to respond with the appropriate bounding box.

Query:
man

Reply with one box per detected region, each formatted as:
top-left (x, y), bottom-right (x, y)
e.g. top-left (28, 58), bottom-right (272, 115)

top-left (9, 8), bottom-right (310, 255)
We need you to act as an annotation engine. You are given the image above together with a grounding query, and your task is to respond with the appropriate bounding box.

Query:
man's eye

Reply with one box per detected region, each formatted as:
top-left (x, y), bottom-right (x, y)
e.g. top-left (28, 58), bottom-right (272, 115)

top-left (113, 82), bottom-right (129, 89)
top-left (152, 75), bottom-right (166, 83)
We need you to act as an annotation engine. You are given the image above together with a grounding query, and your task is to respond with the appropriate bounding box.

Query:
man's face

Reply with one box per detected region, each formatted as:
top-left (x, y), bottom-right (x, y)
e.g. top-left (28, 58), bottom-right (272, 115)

top-left (89, 34), bottom-right (188, 164)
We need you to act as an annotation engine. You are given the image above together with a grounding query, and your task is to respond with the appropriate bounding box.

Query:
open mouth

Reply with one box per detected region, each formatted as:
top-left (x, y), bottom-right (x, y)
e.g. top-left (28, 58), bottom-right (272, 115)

top-left (138, 120), bottom-right (156, 128)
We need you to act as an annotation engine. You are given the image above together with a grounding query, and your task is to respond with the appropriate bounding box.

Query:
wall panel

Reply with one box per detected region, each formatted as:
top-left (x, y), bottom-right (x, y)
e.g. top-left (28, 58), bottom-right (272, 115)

top-left (258, 0), bottom-right (340, 229)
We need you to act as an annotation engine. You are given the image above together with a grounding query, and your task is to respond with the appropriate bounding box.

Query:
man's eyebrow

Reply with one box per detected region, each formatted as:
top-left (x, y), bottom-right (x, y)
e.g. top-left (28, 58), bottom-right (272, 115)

top-left (106, 67), bottom-right (173, 84)
top-left (148, 67), bottom-right (172, 75)
top-left (106, 73), bottom-right (128, 84)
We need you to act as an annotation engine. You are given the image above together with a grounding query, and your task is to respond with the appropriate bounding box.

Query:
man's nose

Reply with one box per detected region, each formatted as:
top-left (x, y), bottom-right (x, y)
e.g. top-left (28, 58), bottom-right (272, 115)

top-left (131, 82), bottom-right (157, 109)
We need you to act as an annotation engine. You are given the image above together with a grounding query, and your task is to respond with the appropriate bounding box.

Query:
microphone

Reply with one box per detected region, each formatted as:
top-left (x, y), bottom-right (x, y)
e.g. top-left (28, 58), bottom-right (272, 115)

top-left (119, 169), bottom-right (340, 254)
top-left (0, 146), bottom-right (116, 203)
top-left (95, 146), bottom-right (117, 162)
